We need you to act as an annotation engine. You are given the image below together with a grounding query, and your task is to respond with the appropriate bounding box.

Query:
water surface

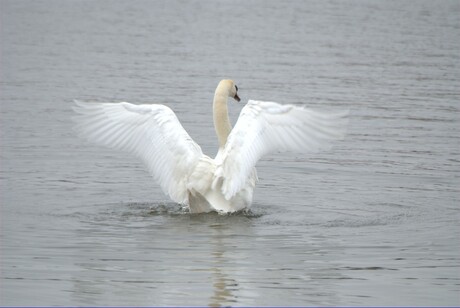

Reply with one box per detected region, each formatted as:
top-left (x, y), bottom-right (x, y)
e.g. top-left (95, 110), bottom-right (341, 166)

top-left (1, 0), bottom-right (459, 306)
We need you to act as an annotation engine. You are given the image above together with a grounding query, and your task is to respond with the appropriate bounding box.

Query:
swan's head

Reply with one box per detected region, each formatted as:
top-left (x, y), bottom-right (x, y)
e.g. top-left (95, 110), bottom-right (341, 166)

top-left (231, 83), bottom-right (241, 102)
top-left (217, 79), bottom-right (241, 102)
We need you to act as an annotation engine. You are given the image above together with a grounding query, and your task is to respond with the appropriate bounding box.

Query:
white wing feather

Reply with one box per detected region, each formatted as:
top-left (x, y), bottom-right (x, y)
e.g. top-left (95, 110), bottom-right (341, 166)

top-left (72, 101), bottom-right (203, 204)
top-left (217, 100), bottom-right (349, 199)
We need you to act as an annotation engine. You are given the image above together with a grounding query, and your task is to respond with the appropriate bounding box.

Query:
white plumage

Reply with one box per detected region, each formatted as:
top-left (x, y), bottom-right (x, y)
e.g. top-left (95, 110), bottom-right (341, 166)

top-left (73, 79), bottom-right (348, 213)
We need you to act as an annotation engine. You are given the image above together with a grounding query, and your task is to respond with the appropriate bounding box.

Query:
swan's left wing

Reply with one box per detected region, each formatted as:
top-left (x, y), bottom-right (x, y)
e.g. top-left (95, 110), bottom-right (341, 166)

top-left (72, 101), bottom-right (203, 204)
top-left (216, 100), bottom-right (349, 199)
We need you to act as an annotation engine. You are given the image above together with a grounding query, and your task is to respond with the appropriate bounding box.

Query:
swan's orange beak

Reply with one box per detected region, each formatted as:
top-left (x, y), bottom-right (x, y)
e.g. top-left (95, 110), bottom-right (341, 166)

top-left (234, 93), bottom-right (241, 102)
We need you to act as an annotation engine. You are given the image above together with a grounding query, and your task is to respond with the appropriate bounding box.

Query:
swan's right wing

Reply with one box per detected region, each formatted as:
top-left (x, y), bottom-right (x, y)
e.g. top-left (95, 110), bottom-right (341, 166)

top-left (72, 101), bottom-right (203, 204)
top-left (216, 100), bottom-right (349, 199)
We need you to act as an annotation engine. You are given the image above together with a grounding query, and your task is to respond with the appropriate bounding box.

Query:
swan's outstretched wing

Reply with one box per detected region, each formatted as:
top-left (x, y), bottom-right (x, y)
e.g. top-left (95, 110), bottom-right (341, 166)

top-left (216, 100), bottom-right (349, 199)
top-left (72, 101), bottom-right (203, 204)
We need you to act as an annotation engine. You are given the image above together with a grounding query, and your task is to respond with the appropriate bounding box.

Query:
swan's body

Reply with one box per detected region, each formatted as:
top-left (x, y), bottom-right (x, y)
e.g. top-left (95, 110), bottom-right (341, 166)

top-left (73, 80), bottom-right (348, 213)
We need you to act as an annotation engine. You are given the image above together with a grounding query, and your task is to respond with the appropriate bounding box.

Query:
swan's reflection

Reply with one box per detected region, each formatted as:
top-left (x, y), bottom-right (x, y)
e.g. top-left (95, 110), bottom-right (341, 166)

top-left (207, 222), bottom-right (240, 307)
top-left (183, 210), bottom-right (257, 306)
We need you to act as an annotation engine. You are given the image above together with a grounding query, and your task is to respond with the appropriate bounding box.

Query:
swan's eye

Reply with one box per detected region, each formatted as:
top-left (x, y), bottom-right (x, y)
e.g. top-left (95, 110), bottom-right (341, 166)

top-left (235, 85), bottom-right (239, 92)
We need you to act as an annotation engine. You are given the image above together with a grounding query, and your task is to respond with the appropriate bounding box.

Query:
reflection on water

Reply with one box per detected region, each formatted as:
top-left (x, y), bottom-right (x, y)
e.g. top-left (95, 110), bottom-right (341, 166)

top-left (206, 223), bottom-right (238, 306)
top-left (1, 0), bottom-right (459, 306)
top-left (209, 255), bottom-right (236, 306)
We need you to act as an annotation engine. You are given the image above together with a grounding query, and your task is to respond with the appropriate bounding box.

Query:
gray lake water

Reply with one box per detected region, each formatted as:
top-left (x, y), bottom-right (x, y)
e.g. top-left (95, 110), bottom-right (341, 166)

top-left (1, 0), bottom-right (459, 306)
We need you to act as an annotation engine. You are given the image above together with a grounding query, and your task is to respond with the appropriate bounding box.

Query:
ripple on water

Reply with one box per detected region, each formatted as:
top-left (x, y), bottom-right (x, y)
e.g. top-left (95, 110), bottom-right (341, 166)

top-left (65, 201), bottom-right (265, 226)
top-left (122, 201), bottom-right (264, 218)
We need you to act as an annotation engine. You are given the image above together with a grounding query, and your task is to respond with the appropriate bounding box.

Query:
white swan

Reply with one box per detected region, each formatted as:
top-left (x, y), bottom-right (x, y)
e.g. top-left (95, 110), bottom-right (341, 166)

top-left (73, 79), bottom-right (348, 213)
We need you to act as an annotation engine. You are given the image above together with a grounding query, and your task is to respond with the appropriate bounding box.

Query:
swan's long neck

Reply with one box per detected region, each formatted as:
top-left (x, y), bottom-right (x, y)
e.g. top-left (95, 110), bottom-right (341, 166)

top-left (213, 83), bottom-right (232, 148)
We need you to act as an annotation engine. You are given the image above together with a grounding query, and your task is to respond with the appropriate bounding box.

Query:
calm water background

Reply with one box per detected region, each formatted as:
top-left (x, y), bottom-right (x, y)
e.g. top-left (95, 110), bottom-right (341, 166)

top-left (1, 0), bottom-right (459, 306)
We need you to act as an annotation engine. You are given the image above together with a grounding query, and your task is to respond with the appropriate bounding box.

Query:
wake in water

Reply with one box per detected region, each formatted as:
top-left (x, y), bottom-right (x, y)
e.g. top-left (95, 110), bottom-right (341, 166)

top-left (123, 201), bottom-right (263, 218)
